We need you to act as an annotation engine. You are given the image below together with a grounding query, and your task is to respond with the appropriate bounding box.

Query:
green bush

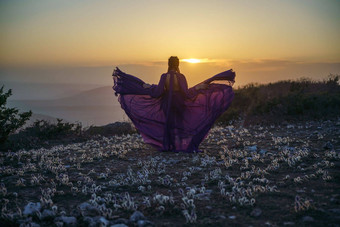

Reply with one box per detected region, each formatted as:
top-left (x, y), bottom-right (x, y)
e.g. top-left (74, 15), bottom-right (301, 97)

top-left (28, 118), bottom-right (82, 140)
top-left (217, 75), bottom-right (340, 125)
top-left (7, 119), bottom-right (136, 151)
top-left (7, 119), bottom-right (83, 151)
top-left (0, 86), bottom-right (32, 146)
top-left (86, 122), bottom-right (135, 136)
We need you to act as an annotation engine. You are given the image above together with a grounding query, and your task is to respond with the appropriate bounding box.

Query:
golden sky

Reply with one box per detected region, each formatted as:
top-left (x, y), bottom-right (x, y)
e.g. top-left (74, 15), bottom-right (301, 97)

top-left (1, 0), bottom-right (339, 67)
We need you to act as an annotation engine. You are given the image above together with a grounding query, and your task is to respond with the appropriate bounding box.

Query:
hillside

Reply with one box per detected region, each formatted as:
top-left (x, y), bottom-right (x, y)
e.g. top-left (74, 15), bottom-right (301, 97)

top-left (8, 86), bottom-right (120, 107)
top-left (7, 86), bottom-right (125, 126)
top-left (217, 76), bottom-right (340, 124)
top-left (54, 86), bottom-right (119, 106)
top-left (5, 82), bottom-right (101, 100)
top-left (0, 120), bottom-right (339, 226)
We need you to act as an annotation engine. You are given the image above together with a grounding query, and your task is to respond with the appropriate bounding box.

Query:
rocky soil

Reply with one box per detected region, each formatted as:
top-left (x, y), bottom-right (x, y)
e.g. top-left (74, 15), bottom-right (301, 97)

top-left (0, 120), bottom-right (339, 226)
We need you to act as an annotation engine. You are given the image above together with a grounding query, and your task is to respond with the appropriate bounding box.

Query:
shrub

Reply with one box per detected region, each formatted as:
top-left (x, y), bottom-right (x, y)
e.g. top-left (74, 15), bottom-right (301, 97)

top-left (216, 75), bottom-right (340, 125)
top-left (0, 86), bottom-right (32, 146)
top-left (7, 119), bottom-right (83, 151)
top-left (28, 118), bottom-right (82, 140)
top-left (85, 122), bottom-right (135, 136)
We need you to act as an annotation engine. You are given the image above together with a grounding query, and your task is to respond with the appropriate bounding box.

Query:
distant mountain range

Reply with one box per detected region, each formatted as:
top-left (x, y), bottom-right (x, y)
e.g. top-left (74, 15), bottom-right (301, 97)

top-left (3, 81), bottom-right (102, 100)
top-left (7, 86), bottom-right (126, 126)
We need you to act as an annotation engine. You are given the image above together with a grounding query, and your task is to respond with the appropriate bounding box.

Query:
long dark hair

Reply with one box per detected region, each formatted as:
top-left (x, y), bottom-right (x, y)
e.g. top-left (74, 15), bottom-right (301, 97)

top-left (168, 56), bottom-right (180, 73)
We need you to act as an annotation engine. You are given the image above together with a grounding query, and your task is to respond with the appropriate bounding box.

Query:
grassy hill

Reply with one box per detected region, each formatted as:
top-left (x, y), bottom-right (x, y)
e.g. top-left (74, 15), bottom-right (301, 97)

top-left (217, 75), bottom-right (340, 125)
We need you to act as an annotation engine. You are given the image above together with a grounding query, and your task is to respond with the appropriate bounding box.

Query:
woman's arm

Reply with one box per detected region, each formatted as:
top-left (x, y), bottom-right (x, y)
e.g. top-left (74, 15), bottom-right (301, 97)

top-left (143, 83), bottom-right (152, 88)
top-left (202, 69), bottom-right (235, 84)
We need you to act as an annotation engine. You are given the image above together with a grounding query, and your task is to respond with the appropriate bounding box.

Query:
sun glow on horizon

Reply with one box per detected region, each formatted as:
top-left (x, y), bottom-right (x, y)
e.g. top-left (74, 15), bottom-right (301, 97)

top-left (181, 59), bottom-right (201, 64)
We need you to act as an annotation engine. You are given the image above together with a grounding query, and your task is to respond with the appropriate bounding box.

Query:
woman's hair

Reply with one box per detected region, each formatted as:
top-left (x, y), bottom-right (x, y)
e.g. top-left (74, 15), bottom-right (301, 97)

top-left (168, 56), bottom-right (180, 73)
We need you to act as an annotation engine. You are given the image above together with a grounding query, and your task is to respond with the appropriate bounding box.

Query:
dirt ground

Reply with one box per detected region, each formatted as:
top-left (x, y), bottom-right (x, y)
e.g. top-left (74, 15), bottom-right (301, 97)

top-left (0, 119), bottom-right (339, 226)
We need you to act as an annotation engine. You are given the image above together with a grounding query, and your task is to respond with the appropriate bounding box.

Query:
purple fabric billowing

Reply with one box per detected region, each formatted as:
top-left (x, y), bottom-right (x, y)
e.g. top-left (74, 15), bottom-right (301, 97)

top-left (112, 67), bottom-right (235, 152)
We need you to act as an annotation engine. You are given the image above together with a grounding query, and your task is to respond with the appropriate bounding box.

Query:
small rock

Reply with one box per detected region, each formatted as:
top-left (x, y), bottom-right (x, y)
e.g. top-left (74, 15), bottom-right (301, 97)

top-left (70, 208), bottom-right (81, 217)
top-left (265, 221), bottom-right (272, 226)
top-left (17, 217), bottom-right (33, 225)
top-left (99, 217), bottom-right (109, 226)
top-left (78, 202), bottom-right (100, 216)
top-left (329, 209), bottom-right (340, 214)
top-left (202, 217), bottom-right (213, 224)
top-left (283, 222), bottom-right (295, 226)
top-left (23, 202), bottom-right (41, 216)
top-left (284, 146), bottom-right (295, 152)
top-left (228, 215), bottom-right (236, 220)
top-left (30, 223), bottom-right (40, 227)
top-left (54, 221), bottom-right (63, 226)
top-left (112, 218), bottom-right (129, 225)
top-left (111, 224), bottom-right (128, 227)
top-left (317, 208), bottom-right (326, 213)
top-left (167, 159), bottom-right (179, 164)
top-left (259, 149), bottom-right (267, 155)
top-left (323, 141), bottom-right (334, 150)
top-left (247, 145), bottom-right (257, 152)
top-left (219, 215), bottom-right (226, 219)
top-left (41, 209), bottom-right (55, 220)
top-left (302, 216), bottom-right (314, 222)
top-left (83, 216), bottom-right (96, 227)
top-left (250, 208), bottom-right (262, 217)
top-left (300, 163), bottom-right (308, 168)
top-left (130, 211), bottom-right (145, 222)
top-left (196, 193), bottom-right (210, 200)
top-left (55, 216), bottom-right (77, 226)
top-left (137, 220), bottom-right (154, 227)
top-left (79, 202), bottom-right (92, 210)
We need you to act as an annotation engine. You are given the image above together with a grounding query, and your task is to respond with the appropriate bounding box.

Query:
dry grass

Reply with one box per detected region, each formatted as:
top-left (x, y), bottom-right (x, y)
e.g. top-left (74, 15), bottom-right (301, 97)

top-left (0, 119), bottom-right (339, 226)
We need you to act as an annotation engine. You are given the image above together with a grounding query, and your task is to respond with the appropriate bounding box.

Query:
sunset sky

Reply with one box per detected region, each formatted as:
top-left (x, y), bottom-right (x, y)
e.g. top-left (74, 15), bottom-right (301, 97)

top-left (1, 0), bottom-right (340, 87)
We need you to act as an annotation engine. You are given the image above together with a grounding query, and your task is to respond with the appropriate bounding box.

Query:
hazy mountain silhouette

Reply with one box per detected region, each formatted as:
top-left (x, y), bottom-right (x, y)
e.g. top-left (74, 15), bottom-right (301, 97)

top-left (8, 86), bottom-right (125, 126)
top-left (4, 82), bottom-right (101, 100)
top-left (52, 86), bottom-right (119, 106)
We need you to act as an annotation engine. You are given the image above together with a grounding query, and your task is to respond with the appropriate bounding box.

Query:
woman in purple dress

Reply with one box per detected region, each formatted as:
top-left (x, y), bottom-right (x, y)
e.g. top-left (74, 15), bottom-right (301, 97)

top-left (112, 56), bottom-right (235, 152)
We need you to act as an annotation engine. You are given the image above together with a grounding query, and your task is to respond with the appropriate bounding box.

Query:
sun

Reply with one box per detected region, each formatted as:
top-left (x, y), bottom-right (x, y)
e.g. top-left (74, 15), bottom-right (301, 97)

top-left (181, 58), bottom-right (201, 63)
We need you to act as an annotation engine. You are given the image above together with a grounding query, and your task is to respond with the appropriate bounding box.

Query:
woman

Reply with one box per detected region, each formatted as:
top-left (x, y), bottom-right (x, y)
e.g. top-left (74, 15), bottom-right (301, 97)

top-left (112, 56), bottom-right (235, 152)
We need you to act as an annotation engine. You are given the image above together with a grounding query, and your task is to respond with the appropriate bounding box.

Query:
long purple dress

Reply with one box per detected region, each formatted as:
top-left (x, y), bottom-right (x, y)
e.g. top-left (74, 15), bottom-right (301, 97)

top-left (112, 68), bottom-right (235, 152)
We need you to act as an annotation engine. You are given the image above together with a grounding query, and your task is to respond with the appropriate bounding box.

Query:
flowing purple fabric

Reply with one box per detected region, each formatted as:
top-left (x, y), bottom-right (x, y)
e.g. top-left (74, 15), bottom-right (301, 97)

top-left (112, 67), bottom-right (235, 152)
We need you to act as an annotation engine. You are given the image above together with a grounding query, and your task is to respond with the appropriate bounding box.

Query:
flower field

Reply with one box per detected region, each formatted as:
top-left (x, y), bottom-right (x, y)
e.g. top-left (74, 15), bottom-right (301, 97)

top-left (1, 120), bottom-right (339, 226)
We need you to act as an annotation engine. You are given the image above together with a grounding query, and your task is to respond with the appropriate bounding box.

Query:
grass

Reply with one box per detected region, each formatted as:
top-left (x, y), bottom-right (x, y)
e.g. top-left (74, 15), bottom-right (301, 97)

top-left (217, 75), bottom-right (340, 124)
top-left (0, 120), bottom-right (339, 226)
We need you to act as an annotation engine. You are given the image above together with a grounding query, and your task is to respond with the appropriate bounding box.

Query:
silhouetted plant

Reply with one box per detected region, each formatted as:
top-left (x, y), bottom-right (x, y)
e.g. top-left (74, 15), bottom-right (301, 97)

top-left (7, 119), bottom-right (83, 151)
top-left (86, 122), bottom-right (135, 136)
top-left (217, 75), bottom-right (340, 124)
top-left (26, 118), bottom-right (82, 140)
top-left (0, 86), bottom-right (32, 146)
